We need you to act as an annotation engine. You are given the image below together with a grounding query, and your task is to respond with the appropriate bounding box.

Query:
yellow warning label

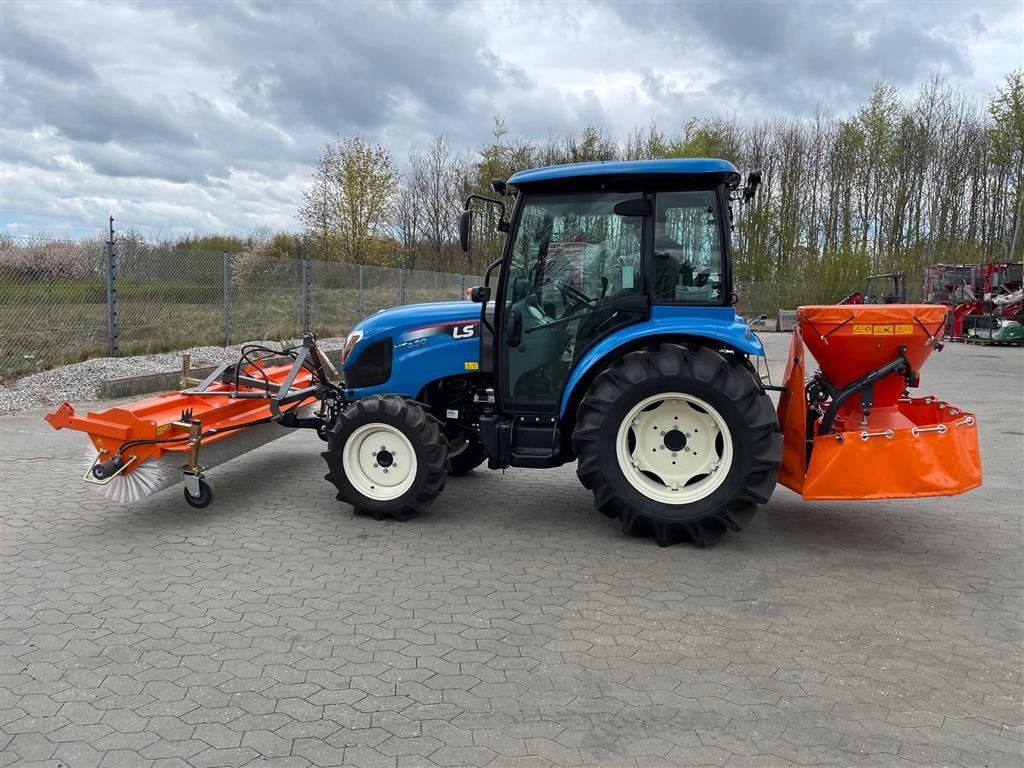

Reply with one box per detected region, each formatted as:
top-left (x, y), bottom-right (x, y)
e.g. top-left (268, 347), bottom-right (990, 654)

top-left (464, 361), bottom-right (479, 370)
top-left (852, 323), bottom-right (908, 336)
top-left (156, 424), bottom-right (172, 435)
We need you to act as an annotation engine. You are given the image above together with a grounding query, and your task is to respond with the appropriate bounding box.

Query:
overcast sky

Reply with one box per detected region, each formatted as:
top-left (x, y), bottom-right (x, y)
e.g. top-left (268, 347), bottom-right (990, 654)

top-left (2, 0), bottom-right (1020, 239)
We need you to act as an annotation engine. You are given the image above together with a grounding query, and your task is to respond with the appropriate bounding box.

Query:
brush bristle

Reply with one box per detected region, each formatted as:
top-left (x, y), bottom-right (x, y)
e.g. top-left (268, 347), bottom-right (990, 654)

top-left (81, 411), bottom-right (313, 505)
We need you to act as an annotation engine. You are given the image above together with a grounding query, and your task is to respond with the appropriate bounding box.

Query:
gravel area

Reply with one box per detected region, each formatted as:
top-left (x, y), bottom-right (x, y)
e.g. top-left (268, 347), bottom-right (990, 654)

top-left (0, 337), bottom-right (344, 415)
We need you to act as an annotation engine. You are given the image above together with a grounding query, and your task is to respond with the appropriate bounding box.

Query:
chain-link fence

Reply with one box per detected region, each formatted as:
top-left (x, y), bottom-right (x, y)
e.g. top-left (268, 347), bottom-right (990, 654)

top-left (1, 235), bottom-right (934, 380)
top-left (0, 236), bottom-right (483, 380)
top-left (0, 237), bottom-right (110, 378)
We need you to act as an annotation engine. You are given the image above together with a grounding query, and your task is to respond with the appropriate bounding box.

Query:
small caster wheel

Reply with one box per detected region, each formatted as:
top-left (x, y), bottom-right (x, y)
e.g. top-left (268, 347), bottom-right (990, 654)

top-left (184, 479), bottom-right (213, 509)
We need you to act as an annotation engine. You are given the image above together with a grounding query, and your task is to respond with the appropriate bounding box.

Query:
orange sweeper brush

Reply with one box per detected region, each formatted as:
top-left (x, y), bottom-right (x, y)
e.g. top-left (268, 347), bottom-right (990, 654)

top-left (777, 304), bottom-right (982, 500)
top-left (45, 340), bottom-right (333, 507)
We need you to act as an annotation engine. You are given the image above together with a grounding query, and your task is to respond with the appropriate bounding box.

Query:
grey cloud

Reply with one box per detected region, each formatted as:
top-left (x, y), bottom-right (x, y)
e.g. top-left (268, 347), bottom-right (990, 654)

top-left (1, 17), bottom-right (99, 82)
top-left (1, 0), bottom-right (1015, 236)
top-left (183, 2), bottom-right (510, 136)
top-left (605, 0), bottom-right (980, 115)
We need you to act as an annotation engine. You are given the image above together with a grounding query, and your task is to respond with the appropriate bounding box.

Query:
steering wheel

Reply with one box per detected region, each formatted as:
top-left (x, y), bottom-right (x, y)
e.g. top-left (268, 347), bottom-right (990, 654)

top-left (555, 280), bottom-right (596, 308)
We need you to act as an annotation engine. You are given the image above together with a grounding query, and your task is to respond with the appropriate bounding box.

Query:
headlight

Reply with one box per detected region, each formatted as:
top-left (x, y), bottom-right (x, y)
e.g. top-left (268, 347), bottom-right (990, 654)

top-left (341, 330), bottom-right (363, 365)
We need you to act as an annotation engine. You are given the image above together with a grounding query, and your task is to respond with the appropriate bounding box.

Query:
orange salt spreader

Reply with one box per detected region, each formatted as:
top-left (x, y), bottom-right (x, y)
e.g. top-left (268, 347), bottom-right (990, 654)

top-left (776, 304), bottom-right (982, 500)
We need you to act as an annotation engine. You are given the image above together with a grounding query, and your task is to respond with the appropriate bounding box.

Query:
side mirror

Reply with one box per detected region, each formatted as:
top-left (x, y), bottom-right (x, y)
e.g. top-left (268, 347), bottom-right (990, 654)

top-left (459, 209), bottom-right (473, 254)
top-left (743, 170), bottom-right (762, 201)
top-left (470, 285), bottom-right (491, 303)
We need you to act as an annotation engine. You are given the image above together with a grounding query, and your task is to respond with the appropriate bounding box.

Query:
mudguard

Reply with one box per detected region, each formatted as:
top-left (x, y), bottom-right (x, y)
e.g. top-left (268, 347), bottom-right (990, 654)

top-left (559, 305), bottom-right (764, 417)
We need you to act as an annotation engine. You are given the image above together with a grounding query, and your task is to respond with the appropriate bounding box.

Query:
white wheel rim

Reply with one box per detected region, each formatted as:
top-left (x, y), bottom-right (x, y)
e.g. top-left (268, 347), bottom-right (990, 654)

top-left (342, 423), bottom-right (417, 501)
top-left (615, 392), bottom-right (733, 505)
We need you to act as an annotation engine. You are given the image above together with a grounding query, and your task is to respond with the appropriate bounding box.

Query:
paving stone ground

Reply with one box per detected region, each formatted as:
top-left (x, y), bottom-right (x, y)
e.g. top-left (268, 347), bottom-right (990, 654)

top-left (1, 334), bottom-right (1022, 768)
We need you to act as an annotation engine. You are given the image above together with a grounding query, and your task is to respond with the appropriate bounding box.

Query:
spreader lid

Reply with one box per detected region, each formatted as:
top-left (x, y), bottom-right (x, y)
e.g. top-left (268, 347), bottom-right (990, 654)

top-left (796, 304), bottom-right (949, 390)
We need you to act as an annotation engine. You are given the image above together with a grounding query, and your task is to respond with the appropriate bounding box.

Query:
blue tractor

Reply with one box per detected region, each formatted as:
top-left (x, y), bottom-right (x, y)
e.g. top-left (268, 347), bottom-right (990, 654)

top-left (324, 159), bottom-right (781, 546)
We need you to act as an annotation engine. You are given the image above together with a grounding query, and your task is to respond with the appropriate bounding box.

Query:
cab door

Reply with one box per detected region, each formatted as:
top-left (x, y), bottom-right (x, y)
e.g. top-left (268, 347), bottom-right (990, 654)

top-left (495, 191), bottom-right (648, 413)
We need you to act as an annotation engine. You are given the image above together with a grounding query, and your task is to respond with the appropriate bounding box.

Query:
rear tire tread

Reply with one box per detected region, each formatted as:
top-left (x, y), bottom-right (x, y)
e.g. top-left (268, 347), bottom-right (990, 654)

top-left (573, 343), bottom-right (781, 547)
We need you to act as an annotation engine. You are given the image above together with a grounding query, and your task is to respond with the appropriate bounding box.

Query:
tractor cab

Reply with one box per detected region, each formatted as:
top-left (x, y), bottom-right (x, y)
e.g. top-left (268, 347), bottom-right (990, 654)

top-left (462, 159), bottom-right (758, 469)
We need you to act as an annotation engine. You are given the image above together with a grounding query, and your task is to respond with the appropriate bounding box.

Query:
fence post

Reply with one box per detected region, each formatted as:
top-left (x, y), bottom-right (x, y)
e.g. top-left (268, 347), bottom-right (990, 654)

top-left (301, 246), bottom-right (311, 334)
top-left (461, 273), bottom-right (465, 297)
top-left (434, 271), bottom-right (439, 301)
top-left (222, 251), bottom-right (230, 346)
top-left (105, 217), bottom-right (118, 357)
top-left (399, 269), bottom-right (406, 305)
top-left (357, 264), bottom-right (364, 315)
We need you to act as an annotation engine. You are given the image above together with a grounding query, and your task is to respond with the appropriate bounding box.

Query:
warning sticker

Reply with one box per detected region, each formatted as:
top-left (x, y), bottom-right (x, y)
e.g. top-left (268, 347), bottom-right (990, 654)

top-left (853, 324), bottom-right (907, 336)
top-left (464, 361), bottom-right (479, 370)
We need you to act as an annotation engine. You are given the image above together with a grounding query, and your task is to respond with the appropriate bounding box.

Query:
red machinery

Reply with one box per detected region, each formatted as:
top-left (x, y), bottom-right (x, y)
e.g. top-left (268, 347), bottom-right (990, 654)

top-left (924, 262), bottom-right (1023, 339)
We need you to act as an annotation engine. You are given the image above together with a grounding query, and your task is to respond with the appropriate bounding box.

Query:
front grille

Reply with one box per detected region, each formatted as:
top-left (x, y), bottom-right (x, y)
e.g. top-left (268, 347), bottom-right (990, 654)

top-left (345, 337), bottom-right (392, 387)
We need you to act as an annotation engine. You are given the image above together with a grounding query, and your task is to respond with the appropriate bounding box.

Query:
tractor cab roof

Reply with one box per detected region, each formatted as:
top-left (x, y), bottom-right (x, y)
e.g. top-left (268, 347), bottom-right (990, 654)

top-left (507, 158), bottom-right (740, 192)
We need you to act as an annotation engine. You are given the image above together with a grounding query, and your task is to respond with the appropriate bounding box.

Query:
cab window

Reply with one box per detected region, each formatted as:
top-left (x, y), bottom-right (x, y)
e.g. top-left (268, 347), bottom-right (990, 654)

top-left (652, 190), bottom-right (724, 304)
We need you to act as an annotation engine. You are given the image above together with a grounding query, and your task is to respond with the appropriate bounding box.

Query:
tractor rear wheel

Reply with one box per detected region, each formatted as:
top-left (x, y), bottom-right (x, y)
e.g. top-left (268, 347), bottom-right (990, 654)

top-left (573, 343), bottom-right (781, 547)
top-left (323, 395), bottom-right (448, 521)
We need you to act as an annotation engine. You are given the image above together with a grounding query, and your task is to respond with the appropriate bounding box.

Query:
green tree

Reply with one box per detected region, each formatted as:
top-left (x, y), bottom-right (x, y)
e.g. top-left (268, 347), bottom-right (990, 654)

top-left (988, 71), bottom-right (1024, 259)
top-left (299, 136), bottom-right (397, 264)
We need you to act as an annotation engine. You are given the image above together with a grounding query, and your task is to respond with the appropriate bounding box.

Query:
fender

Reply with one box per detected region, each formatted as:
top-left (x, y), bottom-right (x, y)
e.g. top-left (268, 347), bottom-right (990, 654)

top-left (559, 305), bottom-right (765, 417)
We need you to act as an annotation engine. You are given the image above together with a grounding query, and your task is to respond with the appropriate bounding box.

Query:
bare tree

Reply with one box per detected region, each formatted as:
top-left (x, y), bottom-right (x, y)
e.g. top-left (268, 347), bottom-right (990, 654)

top-left (392, 165), bottom-right (423, 271)
top-left (298, 141), bottom-right (338, 259)
top-left (411, 135), bottom-right (463, 271)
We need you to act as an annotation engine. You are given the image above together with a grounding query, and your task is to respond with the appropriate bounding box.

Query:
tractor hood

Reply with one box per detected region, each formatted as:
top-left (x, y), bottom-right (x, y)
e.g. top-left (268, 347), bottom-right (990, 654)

top-left (342, 300), bottom-right (484, 398)
top-left (353, 300), bottom-right (480, 339)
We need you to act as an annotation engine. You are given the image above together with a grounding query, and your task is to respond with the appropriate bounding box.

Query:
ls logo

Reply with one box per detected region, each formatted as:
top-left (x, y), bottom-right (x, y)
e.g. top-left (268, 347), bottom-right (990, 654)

top-left (449, 323), bottom-right (479, 340)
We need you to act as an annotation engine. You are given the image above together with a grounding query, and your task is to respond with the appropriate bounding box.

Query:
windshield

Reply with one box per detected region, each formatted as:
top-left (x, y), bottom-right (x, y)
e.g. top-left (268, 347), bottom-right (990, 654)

top-left (510, 192), bottom-right (643, 310)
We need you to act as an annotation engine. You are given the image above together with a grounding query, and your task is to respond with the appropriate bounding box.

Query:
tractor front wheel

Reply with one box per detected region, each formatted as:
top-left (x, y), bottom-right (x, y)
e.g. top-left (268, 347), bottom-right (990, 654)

top-left (323, 395), bottom-right (448, 521)
top-left (573, 344), bottom-right (781, 547)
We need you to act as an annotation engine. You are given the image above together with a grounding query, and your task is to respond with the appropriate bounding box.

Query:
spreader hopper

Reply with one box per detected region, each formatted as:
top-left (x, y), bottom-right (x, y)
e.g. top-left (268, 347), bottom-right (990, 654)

top-left (777, 305), bottom-right (981, 500)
